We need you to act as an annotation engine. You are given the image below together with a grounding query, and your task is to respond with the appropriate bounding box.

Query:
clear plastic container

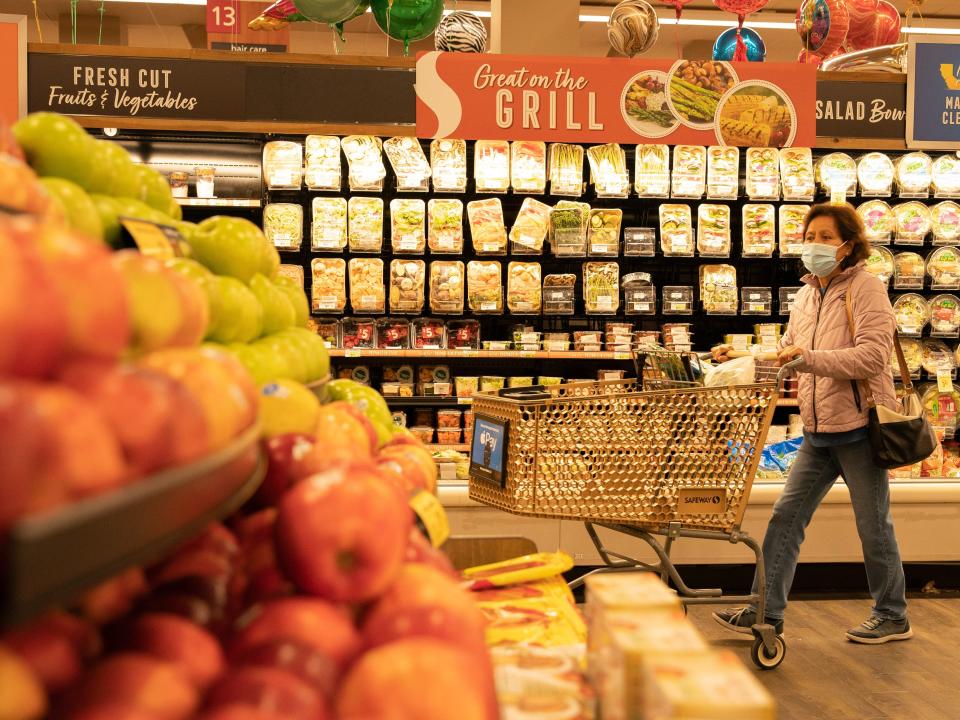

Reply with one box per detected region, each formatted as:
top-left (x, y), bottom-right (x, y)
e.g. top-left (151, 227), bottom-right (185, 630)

top-left (263, 203), bottom-right (303, 251)
top-left (662, 286), bottom-right (694, 315)
top-left (467, 198), bottom-right (508, 255)
top-left (348, 258), bottom-right (384, 314)
top-left (928, 247), bottom-right (960, 289)
top-left (448, 320), bottom-right (481, 350)
top-left (412, 318), bottom-right (447, 350)
top-left (584, 262), bottom-right (619, 314)
top-left (858, 152), bottom-right (895, 196)
top-left (375, 318), bottom-right (411, 350)
top-left (587, 143), bottom-right (630, 197)
top-left (384, 136), bottom-right (431, 192)
top-left (707, 145), bottom-right (739, 199)
top-left (587, 209), bottom-right (622, 256)
top-left (389, 259), bottom-right (425, 314)
top-left (390, 199), bottom-right (426, 254)
top-left (429, 260), bottom-right (465, 315)
top-left (342, 135), bottom-right (386, 191)
top-left (742, 204), bottom-right (776, 257)
top-left (549, 202), bottom-right (588, 257)
top-left (858, 200), bottom-right (895, 244)
top-left (635, 144), bottom-right (670, 197)
top-left (865, 245), bottom-right (895, 285)
top-left (697, 204), bottom-right (731, 257)
top-left (932, 153), bottom-right (960, 196)
top-left (348, 197), bottom-right (384, 253)
top-left (922, 339), bottom-right (955, 375)
top-left (929, 294), bottom-right (960, 337)
top-left (305, 135), bottom-right (341, 191)
top-left (311, 197), bottom-right (348, 251)
top-left (507, 262), bottom-right (542, 314)
top-left (543, 274), bottom-right (576, 316)
top-left (671, 145), bottom-right (706, 198)
top-left (427, 199), bottom-right (464, 254)
top-left (467, 260), bottom-right (503, 313)
top-left (779, 205), bottom-right (809, 257)
top-left (623, 272), bottom-right (656, 315)
top-left (312, 317), bottom-right (339, 348)
top-left (779, 286), bottom-right (802, 316)
top-left (509, 198), bottom-right (550, 255)
top-left (894, 252), bottom-right (926, 290)
top-left (549, 143), bottom-right (584, 196)
top-left (894, 337), bottom-right (923, 378)
top-left (894, 201), bottom-right (932, 244)
top-left (310, 258), bottom-right (346, 313)
top-left (341, 317), bottom-right (376, 349)
top-left (511, 140), bottom-right (546, 194)
top-left (475, 139), bottom-right (510, 193)
top-left (746, 147), bottom-right (780, 200)
top-left (780, 147), bottom-right (815, 200)
top-left (277, 263), bottom-right (303, 287)
top-left (742, 287), bottom-right (773, 315)
top-left (659, 204), bottom-right (694, 256)
top-left (701, 264), bottom-right (738, 314)
top-left (430, 138), bottom-right (467, 193)
top-left (263, 140), bottom-right (302, 189)
top-left (893, 293), bottom-right (930, 336)
top-left (897, 152), bottom-right (933, 196)
top-left (623, 227), bottom-right (656, 256)
top-left (932, 201), bottom-right (960, 245)
top-left (817, 152), bottom-right (857, 196)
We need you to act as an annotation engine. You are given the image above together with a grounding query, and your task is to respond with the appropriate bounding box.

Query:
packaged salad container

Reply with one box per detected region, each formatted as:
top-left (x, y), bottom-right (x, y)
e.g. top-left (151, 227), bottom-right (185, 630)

top-left (375, 318), bottom-right (410, 350)
top-left (922, 339), bottom-right (955, 375)
top-left (511, 140), bottom-right (547, 194)
top-left (263, 140), bottom-right (302, 189)
top-left (549, 143), bottom-right (585, 196)
top-left (623, 227), bottom-right (656, 256)
top-left (928, 246), bottom-right (960, 289)
top-left (448, 319), bottom-right (481, 350)
top-left (932, 153), bottom-right (960, 196)
top-left (549, 203), bottom-right (588, 257)
top-left (662, 287), bottom-right (694, 315)
top-left (348, 258), bottom-right (385, 314)
top-left (858, 152), bottom-right (895, 196)
top-left (894, 252), bottom-right (926, 290)
top-left (429, 260), bottom-right (465, 315)
top-left (342, 135), bottom-right (386, 191)
top-left (430, 138), bottom-right (467, 193)
top-left (467, 198), bottom-right (508, 255)
top-left (475, 139), bottom-right (511, 193)
top-left (817, 152), bottom-right (857, 196)
top-left (347, 197), bottom-right (384, 253)
top-left (780, 147), bottom-right (815, 200)
top-left (697, 204), bottom-right (731, 257)
top-left (263, 203), bottom-right (303, 251)
top-left (587, 143), bottom-right (630, 197)
top-left (659, 204), bottom-right (694, 256)
top-left (779, 287), bottom-right (801, 315)
top-left (635, 144), bottom-right (670, 197)
top-left (412, 318), bottom-right (447, 350)
top-left (929, 294), bottom-right (960, 337)
top-left (701, 264), bottom-right (738, 314)
top-left (742, 204), bottom-right (776, 257)
top-left (277, 263), bottom-right (304, 287)
top-left (864, 246), bottom-right (895, 285)
top-left (543, 274), bottom-right (576, 316)
top-left (746, 147), bottom-right (780, 200)
top-left (311, 197), bottom-right (348, 251)
top-left (384, 136), bottom-right (431, 192)
top-left (390, 199), bottom-right (426, 254)
top-left (312, 317), bottom-right (339, 348)
top-left (671, 145), bottom-right (706, 198)
top-left (341, 317), bottom-right (376, 349)
top-left (894, 293), bottom-right (929, 336)
top-left (584, 262), bottom-right (620, 314)
top-left (897, 152), bottom-right (933, 196)
top-left (894, 201), bottom-right (932, 243)
top-left (311, 258), bottom-right (346, 313)
top-left (932, 201), bottom-right (960, 244)
top-left (922, 385), bottom-right (960, 432)
top-left (742, 287), bottom-right (773, 315)
top-left (587, 209), bottom-right (622, 256)
top-left (389, 260), bottom-right (425, 314)
top-left (507, 262), bottom-right (542, 314)
top-left (427, 199), bottom-right (463, 254)
top-left (778, 205), bottom-right (809, 257)
top-left (707, 146), bottom-right (739, 199)
top-left (623, 272), bottom-right (656, 315)
top-left (509, 198), bottom-right (551, 255)
top-left (894, 337), bottom-right (923, 377)
top-left (857, 200), bottom-right (895, 244)
top-left (467, 261), bottom-right (503, 313)
top-left (305, 135), bottom-right (341, 191)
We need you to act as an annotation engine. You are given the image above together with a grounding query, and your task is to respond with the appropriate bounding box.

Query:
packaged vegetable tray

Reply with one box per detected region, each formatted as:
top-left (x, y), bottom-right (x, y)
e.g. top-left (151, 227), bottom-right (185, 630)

top-left (348, 258), bottom-right (385, 314)
top-left (304, 135), bottom-right (341, 190)
top-left (780, 147), bottom-right (815, 200)
top-left (549, 143), bottom-right (584, 196)
top-left (467, 198), bottom-right (508, 255)
top-left (550, 203), bottom-right (588, 257)
top-left (671, 145), bottom-right (706, 198)
top-left (511, 140), bottom-right (547, 194)
top-left (746, 147), bottom-right (779, 199)
top-left (347, 197), bottom-right (383, 253)
top-left (635, 144), bottom-right (670, 197)
top-left (390, 199), bottom-right (426, 254)
top-left (263, 203), bottom-right (303, 251)
top-left (509, 198), bottom-right (551, 255)
top-left (778, 205), bottom-right (808, 257)
top-left (467, 260), bottom-right (503, 313)
top-left (743, 204), bottom-right (777, 257)
top-left (427, 199), bottom-right (464, 254)
top-left (543, 274), bottom-right (576, 316)
top-left (587, 143), bottom-right (630, 197)
top-left (342, 135), bottom-right (386, 191)
top-left (507, 262), bottom-right (542, 314)
top-left (475, 139), bottom-right (510, 193)
top-left (588, 208), bottom-right (622, 256)
top-left (584, 262), bottom-right (620, 314)
top-left (659, 204), bottom-right (694, 256)
top-left (700, 264), bottom-right (738, 314)
top-left (263, 140), bottom-right (303, 189)
top-left (389, 260), bottom-right (425, 314)
top-left (384, 136), bottom-right (431, 191)
top-left (430, 138), bottom-right (467, 193)
top-left (312, 197), bottom-right (348, 251)
top-left (429, 260), bottom-right (465, 315)
top-left (697, 204), bottom-right (731, 257)
top-left (707, 146), bottom-right (739, 199)
top-left (311, 258), bottom-right (346, 313)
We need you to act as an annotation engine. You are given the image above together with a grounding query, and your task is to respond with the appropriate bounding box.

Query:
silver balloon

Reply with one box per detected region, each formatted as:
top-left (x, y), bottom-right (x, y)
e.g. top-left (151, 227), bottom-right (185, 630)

top-left (821, 43), bottom-right (907, 73)
top-left (435, 11), bottom-right (487, 53)
top-left (607, 0), bottom-right (659, 57)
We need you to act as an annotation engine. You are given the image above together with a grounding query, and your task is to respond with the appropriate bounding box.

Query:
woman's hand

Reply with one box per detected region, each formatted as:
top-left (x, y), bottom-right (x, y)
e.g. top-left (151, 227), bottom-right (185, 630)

top-left (777, 345), bottom-right (805, 367)
top-left (711, 343), bottom-right (734, 362)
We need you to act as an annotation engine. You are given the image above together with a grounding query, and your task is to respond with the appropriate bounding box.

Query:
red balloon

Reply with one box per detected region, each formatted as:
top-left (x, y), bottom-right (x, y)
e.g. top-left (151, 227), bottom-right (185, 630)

top-left (798, 48), bottom-right (823, 66)
top-left (846, 0), bottom-right (900, 51)
top-left (713, 0), bottom-right (769, 14)
top-left (795, 0), bottom-right (849, 58)
top-left (659, 0), bottom-right (694, 9)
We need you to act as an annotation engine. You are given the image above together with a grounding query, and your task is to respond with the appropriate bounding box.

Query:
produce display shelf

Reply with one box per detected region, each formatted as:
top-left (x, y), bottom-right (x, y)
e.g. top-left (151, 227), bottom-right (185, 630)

top-left (175, 198), bottom-right (262, 208)
top-left (0, 423), bottom-right (265, 627)
top-left (427, 444), bottom-right (470, 453)
top-left (328, 349), bottom-right (637, 360)
top-left (385, 396), bottom-right (472, 407)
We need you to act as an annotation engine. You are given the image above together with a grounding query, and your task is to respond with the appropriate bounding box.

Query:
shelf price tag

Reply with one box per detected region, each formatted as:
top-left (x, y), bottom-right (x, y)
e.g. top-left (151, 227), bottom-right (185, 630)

top-left (409, 490), bottom-right (450, 548)
top-left (614, 351), bottom-right (632, 360)
top-left (345, 348), bottom-right (362, 358)
top-left (120, 218), bottom-right (183, 260)
top-left (458, 397), bottom-right (473, 405)
top-left (938, 366), bottom-right (954, 394)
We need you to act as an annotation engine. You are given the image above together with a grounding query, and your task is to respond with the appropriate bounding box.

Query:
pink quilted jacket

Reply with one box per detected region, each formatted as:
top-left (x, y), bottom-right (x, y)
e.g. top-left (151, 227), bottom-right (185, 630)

top-left (783, 264), bottom-right (897, 433)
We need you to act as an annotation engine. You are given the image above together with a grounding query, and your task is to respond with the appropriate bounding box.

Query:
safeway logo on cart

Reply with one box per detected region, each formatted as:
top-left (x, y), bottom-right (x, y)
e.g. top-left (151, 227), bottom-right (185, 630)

top-left (677, 488), bottom-right (728, 516)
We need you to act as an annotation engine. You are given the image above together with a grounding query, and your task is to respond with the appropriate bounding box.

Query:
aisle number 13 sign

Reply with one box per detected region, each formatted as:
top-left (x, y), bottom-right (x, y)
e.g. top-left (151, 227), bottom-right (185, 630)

top-left (206, 0), bottom-right (239, 34)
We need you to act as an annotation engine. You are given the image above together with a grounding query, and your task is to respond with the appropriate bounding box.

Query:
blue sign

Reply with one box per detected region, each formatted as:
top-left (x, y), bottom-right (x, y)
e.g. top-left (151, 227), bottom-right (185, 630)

top-left (908, 37), bottom-right (960, 149)
top-left (469, 415), bottom-right (509, 488)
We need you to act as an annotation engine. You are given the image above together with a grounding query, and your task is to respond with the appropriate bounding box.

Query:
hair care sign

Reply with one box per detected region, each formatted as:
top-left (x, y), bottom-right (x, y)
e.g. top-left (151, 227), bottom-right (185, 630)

top-left (416, 52), bottom-right (816, 148)
top-left (907, 36), bottom-right (960, 149)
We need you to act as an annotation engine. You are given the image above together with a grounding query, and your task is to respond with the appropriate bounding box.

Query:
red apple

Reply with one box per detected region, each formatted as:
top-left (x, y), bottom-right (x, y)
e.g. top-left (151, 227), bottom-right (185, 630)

top-left (230, 640), bottom-right (338, 698)
top-left (0, 643), bottom-right (48, 720)
top-left (0, 220), bottom-right (32, 374)
top-left (205, 667), bottom-right (328, 720)
top-left (179, 523), bottom-right (239, 562)
top-left (197, 706), bottom-right (285, 720)
top-left (324, 402), bottom-right (377, 455)
top-left (404, 529), bottom-right (457, 578)
top-left (121, 613), bottom-right (224, 690)
top-left (255, 434), bottom-right (316, 508)
top-left (149, 550), bottom-right (232, 587)
top-left (377, 445), bottom-right (438, 495)
top-left (30, 612), bottom-right (101, 660)
top-left (275, 465), bottom-right (412, 602)
top-left (65, 706), bottom-right (166, 720)
top-left (336, 638), bottom-right (497, 720)
top-left (79, 569), bottom-right (148, 626)
top-left (135, 592), bottom-right (217, 631)
top-left (307, 406), bottom-right (374, 473)
top-left (165, 267), bottom-right (208, 348)
top-left (2, 621), bottom-right (83, 694)
top-left (241, 544), bottom-right (294, 606)
top-left (0, 383), bottom-right (49, 524)
top-left (233, 509), bottom-right (277, 550)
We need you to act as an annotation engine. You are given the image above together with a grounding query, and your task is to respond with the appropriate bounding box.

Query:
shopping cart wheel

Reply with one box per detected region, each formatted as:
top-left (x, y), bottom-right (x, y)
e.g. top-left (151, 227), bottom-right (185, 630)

top-left (750, 634), bottom-right (787, 670)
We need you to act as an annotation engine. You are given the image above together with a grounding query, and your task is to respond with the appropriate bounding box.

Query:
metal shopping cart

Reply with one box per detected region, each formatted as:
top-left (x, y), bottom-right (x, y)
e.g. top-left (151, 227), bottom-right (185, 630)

top-left (467, 349), bottom-right (795, 670)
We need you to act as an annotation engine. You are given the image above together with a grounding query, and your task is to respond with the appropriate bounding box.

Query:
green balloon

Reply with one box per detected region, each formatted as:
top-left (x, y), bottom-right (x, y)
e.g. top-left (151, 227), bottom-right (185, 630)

top-left (293, 0), bottom-right (367, 23)
top-left (333, 0), bottom-right (370, 39)
top-left (370, 0), bottom-right (443, 54)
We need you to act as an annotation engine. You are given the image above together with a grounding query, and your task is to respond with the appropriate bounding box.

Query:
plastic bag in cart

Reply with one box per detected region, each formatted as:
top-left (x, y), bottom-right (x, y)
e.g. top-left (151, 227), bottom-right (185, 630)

top-left (703, 356), bottom-right (755, 387)
top-left (760, 436), bottom-right (803, 474)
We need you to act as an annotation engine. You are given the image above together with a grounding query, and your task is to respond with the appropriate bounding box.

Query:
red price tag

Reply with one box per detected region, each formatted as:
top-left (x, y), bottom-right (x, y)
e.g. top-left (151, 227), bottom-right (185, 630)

top-left (206, 0), bottom-right (240, 34)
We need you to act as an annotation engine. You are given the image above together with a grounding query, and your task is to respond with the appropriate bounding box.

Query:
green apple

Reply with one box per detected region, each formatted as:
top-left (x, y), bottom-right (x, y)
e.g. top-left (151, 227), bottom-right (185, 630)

top-left (111, 249), bottom-right (185, 354)
top-left (227, 342), bottom-right (286, 386)
top-left (261, 239), bottom-right (280, 278)
top-left (40, 177), bottom-right (104, 241)
top-left (111, 197), bottom-right (175, 226)
top-left (249, 273), bottom-right (295, 336)
top-left (90, 194), bottom-right (122, 246)
top-left (166, 257), bottom-right (212, 283)
top-left (133, 164), bottom-right (175, 216)
top-left (253, 334), bottom-right (308, 384)
top-left (168, 198), bottom-right (183, 222)
top-left (272, 276), bottom-right (309, 327)
top-left (190, 217), bottom-right (270, 282)
top-left (205, 275), bottom-right (263, 344)
top-left (273, 328), bottom-right (322, 381)
top-left (280, 327), bottom-right (330, 381)
top-left (13, 112), bottom-right (96, 188)
top-left (326, 379), bottom-right (392, 427)
top-left (87, 140), bottom-right (136, 196)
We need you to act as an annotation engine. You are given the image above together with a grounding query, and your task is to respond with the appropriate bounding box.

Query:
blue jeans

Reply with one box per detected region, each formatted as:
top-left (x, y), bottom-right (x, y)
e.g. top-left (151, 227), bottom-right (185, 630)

top-left (751, 437), bottom-right (908, 621)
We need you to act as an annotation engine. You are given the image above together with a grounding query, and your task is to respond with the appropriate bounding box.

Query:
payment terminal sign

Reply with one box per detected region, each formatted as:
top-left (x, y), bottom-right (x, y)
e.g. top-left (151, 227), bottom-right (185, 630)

top-left (469, 415), bottom-right (509, 488)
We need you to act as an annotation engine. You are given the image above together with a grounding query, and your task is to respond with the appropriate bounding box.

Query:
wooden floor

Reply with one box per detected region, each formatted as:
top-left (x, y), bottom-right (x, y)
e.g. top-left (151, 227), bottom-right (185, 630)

top-left (686, 598), bottom-right (960, 720)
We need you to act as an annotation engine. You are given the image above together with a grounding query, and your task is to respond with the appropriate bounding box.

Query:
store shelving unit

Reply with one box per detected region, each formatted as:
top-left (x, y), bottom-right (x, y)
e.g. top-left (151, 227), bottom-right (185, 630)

top-left (175, 198), bottom-right (262, 208)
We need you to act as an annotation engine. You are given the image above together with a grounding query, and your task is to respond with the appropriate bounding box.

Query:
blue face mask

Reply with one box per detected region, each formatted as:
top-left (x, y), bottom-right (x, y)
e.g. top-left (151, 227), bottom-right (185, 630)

top-left (801, 242), bottom-right (846, 277)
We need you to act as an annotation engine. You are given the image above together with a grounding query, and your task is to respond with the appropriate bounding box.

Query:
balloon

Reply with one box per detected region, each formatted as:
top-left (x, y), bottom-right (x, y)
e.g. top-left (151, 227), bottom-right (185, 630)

top-left (712, 0), bottom-right (768, 15)
top-left (795, 0), bottom-right (849, 58)
top-left (333, 1), bottom-right (369, 40)
top-left (249, 0), bottom-right (310, 30)
top-left (371, 0), bottom-right (444, 55)
top-left (798, 48), bottom-right (823, 66)
top-left (293, 0), bottom-right (366, 24)
top-left (435, 11), bottom-right (487, 53)
top-left (607, 0), bottom-right (659, 57)
top-left (846, 0), bottom-right (900, 50)
top-left (713, 26), bottom-right (765, 62)
top-left (658, 0), bottom-right (693, 11)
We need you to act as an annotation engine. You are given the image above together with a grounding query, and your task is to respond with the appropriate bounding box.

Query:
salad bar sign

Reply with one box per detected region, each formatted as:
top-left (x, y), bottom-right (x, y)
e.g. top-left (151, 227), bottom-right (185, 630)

top-left (416, 51), bottom-right (816, 148)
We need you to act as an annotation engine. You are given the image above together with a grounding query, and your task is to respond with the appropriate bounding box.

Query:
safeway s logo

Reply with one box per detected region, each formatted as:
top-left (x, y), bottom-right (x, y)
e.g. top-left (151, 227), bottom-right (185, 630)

top-left (939, 64), bottom-right (960, 91)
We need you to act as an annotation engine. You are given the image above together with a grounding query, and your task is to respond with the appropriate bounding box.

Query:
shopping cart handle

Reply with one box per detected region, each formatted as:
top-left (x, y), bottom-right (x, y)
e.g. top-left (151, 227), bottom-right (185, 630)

top-left (497, 385), bottom-right (552, 400)
top-left (776, 358), bottom-right (804, 384)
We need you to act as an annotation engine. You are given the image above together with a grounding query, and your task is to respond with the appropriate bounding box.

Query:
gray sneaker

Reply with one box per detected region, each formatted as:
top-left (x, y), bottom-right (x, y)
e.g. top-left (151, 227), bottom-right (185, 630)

top-left (712, 607), bottom-right (784, 636)
top-left (846, 616), bottom-right (913, 644)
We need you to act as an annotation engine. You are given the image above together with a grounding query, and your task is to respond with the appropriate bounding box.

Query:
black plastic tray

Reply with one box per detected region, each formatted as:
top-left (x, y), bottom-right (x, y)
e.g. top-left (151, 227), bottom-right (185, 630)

top-left (0, 423), bottom-right (264, 627)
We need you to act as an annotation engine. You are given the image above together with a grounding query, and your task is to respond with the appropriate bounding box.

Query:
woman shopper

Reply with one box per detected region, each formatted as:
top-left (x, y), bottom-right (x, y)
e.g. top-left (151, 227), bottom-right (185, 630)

top-left (712, 202), bottom-right (912, 644)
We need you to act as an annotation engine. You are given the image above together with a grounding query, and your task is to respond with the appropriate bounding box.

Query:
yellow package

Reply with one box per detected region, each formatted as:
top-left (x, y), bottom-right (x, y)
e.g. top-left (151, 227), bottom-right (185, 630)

top-left (464, 552), bottom-right (575, 591)
top-left (477, 592), bottom-right (587, 649)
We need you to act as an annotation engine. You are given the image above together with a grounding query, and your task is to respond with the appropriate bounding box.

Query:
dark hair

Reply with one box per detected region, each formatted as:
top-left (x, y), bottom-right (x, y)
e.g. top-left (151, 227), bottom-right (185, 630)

top-left (802, 202), bottom-right (870, 270)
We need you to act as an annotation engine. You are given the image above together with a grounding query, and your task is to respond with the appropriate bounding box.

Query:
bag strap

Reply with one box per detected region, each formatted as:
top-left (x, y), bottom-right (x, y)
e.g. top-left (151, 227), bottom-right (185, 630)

top-left (844, 288), bottom-right (913, 395)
